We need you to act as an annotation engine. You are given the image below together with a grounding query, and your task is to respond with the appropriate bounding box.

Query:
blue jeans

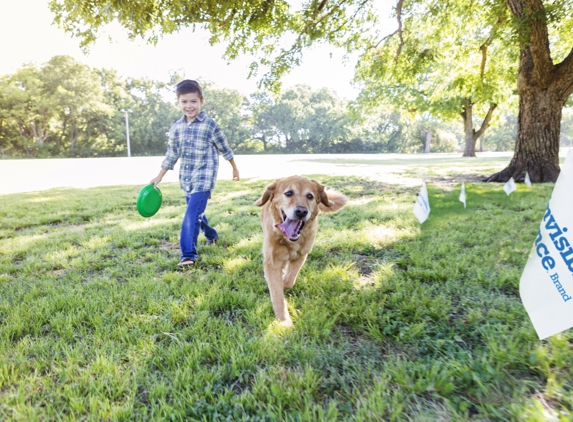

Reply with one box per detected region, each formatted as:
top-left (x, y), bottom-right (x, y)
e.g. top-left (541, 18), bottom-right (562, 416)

top-left (180, 191), bottom-right (218, 261)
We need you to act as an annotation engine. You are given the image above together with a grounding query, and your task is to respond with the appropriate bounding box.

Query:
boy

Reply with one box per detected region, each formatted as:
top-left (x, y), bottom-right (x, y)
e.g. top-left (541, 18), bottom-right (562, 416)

top-left (150, 79), bottom-right (240, 267)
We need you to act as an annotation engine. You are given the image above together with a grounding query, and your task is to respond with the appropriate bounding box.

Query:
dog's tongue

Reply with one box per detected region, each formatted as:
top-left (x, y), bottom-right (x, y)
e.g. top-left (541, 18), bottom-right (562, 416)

top-left (275, 218), bottom-right (301, 239)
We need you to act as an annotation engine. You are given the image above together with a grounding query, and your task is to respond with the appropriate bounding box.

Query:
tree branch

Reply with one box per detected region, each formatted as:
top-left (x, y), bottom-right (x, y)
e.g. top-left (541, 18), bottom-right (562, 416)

top-left (474, 104), bottom-right (498, 140)
top-left (506, 0), bottom-right (524, 17)
top-left (479, 11), bottom-right (505, 78)
top-left (554, 46), bottom-right (573, 101)
top-left (479, 36), bottom-right (492, 78)
top-left (394, 0), bottom-right (405, 63)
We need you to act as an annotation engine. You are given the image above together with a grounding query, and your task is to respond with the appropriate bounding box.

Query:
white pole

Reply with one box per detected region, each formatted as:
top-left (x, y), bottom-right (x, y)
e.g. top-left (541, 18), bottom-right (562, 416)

top-left (124, 110), bottom-right (131, 157)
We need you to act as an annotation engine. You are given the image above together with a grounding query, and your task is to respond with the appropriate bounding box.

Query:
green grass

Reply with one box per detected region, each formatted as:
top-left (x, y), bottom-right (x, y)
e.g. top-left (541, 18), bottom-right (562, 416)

top-left (1, 175), bottom-right (572, 421)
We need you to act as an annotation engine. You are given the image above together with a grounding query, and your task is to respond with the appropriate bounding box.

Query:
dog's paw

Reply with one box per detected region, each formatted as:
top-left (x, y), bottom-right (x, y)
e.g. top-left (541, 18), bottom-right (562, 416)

top-left (278, 318), bottom-right (293, 327)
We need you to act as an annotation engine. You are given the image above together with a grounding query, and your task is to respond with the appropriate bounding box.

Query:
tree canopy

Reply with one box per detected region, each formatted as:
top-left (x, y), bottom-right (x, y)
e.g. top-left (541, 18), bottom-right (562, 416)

top-left (49, 0), bottom-right (378, 92)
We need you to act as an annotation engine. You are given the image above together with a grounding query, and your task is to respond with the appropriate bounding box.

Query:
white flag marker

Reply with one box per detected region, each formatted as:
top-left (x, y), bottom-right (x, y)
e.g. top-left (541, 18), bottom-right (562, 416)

top-left (520, 149), bottom-right (573, 339)
top-left (413, 182), bottom-right (431, 224)
top-left (525, 171), bottom-right (533, 188)
top-left (459, 182), bottom-right (466, 208)
top-left (503, 177), bottom-right (517, 196)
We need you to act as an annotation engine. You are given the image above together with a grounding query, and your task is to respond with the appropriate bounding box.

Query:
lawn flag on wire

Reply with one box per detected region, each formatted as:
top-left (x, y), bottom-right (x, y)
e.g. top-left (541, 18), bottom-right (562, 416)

top-left (459, 182), bottom-right (466, 208)
top-left (413, 182), bottom-right (431, 224)
top-left (520, 148), bottom-right (573, 339)
top-left (525, 171), bottom-right (533, 188)
top-left (503, 177), bottom-right (517, 196)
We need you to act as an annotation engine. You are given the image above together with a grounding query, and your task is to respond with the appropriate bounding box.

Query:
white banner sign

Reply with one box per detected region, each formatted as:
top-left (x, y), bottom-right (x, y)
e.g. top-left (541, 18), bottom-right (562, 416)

top-left (525, 171), bottom-right (533, 188)
top-left (459, 182), bottom-right (466, 208)
top-left (504, 177), bottom-right (517, 196)
top-left (413, 182), bottom-right (431, 224)
top-left (520, 149), bottom-right (573, 339)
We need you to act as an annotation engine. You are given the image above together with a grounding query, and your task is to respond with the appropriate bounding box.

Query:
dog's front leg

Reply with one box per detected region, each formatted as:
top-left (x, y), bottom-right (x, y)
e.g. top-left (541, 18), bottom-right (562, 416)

top-left (263, 257), bottom-right (292, 326)
top-left (283, 254), bottom-right (308, 289)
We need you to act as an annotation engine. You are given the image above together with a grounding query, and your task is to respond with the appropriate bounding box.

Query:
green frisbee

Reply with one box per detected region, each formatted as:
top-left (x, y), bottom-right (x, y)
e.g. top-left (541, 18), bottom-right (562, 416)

top-left (136, 184), bottom-right (162, 217)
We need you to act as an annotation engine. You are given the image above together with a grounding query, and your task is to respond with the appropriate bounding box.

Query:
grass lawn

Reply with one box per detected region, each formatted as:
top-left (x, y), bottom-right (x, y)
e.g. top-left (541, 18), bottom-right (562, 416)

top-left (1, 168), bottom-right (572, 420)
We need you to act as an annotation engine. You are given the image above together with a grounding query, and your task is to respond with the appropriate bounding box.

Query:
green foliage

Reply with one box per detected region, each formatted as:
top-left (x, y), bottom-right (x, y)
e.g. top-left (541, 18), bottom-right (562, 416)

top-left (2, 57), bottom-right (466, 157)
top-left (354, 0), bottom-right (519, 155)
top-left (201, 82), bottom-right (252, 153)
top-left (248, 85), bottom-right (352, 153)
top-left (0, 56), bottom-right (179, 158)
top-left (481, 112), bottom-right (518, 152)
top-left (0, 64), bottom-right (57, 156)
top-left (1, 160), bottom-right (573, 419)
top-left (49, 0), bottom-right (378, 92)
top-left (43, 55), bottom-right (115, 156)
top-left (124, 78), bottom-right (180, 156)
top-left (349, 108), bottom-right (462, 153)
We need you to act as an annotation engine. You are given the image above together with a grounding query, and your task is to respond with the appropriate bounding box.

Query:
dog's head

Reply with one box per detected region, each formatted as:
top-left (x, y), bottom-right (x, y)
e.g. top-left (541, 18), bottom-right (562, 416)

top-left (255, 176), bottom-right (347, 242)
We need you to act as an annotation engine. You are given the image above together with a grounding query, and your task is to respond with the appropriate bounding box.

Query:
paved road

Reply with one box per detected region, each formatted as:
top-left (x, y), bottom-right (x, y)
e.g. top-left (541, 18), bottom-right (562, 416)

top-left (0, 154), bottom-right (404, 195)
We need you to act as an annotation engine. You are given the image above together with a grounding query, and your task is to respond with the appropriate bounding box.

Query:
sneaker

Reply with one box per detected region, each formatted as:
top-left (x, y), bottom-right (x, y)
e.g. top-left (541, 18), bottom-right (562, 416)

top-left (177, 258), bottom-right (195, 267)
top-left (205, 238), bottom-right (217, 246)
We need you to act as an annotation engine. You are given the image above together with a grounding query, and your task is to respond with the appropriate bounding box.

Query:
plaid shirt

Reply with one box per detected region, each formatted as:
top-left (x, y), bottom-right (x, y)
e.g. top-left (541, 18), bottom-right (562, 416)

top-left (161, 111), bottom-right (234, 195)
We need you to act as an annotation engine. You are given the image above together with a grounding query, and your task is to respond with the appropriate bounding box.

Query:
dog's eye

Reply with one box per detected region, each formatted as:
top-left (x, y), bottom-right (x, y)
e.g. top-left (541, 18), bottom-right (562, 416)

top-left (307, 193), bottom-right (314, 200)
top-left (284, 190), bottom-right (293, 197)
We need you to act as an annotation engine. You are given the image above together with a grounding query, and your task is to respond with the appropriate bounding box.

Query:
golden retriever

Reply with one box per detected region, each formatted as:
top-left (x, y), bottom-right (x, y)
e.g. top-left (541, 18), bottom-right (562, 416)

top-left (255, 175), bottom-right (348, 326)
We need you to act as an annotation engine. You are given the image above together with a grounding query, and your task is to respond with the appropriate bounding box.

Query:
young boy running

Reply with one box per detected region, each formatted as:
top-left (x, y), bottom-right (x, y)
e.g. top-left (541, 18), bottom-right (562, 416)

top-left (150, 79), bottom-right (240, 267)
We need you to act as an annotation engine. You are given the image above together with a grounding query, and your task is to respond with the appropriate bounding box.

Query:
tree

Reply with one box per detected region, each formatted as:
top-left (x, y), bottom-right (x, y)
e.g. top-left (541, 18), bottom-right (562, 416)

top-left (125, 77), bottom-right (179, 156)
top-left (248, 92), bottom-right (277, 152)
top-left (360, 0), bottom-right (573, 181)
top-left (95, 68), bottom-right (136, 156)
top-left (41, 55), bottom-right (114, 156)
top-left (0, 56), bottom-right (172, 158)
top-left (248, 85), bottom-right (351, 153)
top-left (0, 65), bottom-right (57, 156)
top-left (0, 81), bottom-right (22, 156)
top-left (303, 88), bottom-right (351, 152)
top-left (200, 83), bottom-right (251, 152)
top-left (354, 0), bottom-right (515, 158)
top-left (484, 0), bottom-right (573, 182)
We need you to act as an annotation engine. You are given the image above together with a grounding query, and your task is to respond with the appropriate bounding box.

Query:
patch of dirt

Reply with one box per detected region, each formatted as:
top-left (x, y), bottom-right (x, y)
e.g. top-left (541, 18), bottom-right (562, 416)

top-left (353, 254), bottom-right (379, 276)
top-left (424, 174), bottom-right (486, 190)
top-left (159, 240), bottom-right (179, 252)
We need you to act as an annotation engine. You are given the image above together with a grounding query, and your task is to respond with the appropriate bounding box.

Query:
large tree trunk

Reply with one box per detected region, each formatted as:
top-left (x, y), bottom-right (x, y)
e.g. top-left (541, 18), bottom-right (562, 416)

top-left (484, 87), bottom-right (562, 182)
top-left (486, 0), bottom-right (573, 183)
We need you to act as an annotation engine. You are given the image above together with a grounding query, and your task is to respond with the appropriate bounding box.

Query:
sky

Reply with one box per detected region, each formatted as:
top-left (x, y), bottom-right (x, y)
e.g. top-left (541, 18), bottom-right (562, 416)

top-left (0, 0), bottom-right (394, 100)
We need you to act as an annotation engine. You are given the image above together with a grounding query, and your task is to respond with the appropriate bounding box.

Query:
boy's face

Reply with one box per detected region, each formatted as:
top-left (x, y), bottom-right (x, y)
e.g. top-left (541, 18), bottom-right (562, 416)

top-left (178, 92), bottom-right (204, 122)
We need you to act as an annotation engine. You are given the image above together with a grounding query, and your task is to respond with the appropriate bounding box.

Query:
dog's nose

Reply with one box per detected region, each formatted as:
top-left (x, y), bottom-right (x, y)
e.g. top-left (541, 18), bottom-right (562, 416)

top-left (294, 206), bottom-right (308, 219)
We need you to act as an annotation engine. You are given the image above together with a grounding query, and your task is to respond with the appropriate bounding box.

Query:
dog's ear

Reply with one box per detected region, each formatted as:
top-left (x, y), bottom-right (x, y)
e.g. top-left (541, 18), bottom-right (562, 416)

top-left (320, 190), bottom-right (348, 213)
top-left (255, 181), bottom-right (277, 206)
top-left (311, 180), bottom-right (332, 207)
top-left (312, 180), bottom-right (348, 213)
